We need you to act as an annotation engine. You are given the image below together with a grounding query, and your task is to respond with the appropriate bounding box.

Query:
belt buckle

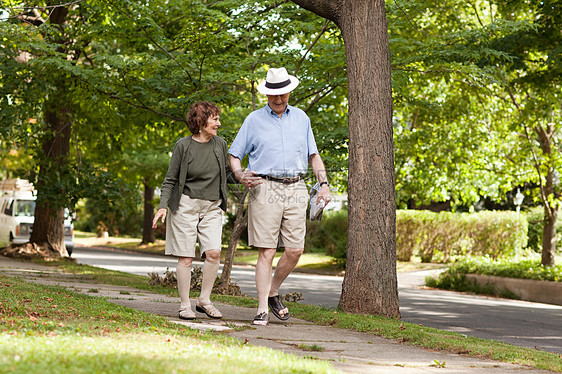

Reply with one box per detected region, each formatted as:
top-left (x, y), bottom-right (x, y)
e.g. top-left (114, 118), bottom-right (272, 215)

top-left (282, 178), bottom-right (291, 184)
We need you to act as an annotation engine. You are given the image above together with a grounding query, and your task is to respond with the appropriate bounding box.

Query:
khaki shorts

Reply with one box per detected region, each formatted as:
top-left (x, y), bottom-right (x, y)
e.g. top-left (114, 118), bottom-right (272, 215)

top-left (165, 194), bottom-right (223, 258)
top-left (247, 179), bottom-right (308, 248)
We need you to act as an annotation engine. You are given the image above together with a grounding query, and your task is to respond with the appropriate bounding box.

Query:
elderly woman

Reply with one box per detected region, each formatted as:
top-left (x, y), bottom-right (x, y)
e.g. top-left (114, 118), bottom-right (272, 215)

top-left (152, 101), bottom-right (231, 320)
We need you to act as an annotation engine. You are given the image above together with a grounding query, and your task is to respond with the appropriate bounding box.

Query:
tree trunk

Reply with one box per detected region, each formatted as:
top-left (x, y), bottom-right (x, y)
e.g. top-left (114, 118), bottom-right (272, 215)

top-left (220, 187), bottom-right (249, 286)
top-left (536, 125), bottom-right (556, 266)
top-left (293, 0), bottom-right (399, 317)
top-left (542, 206), bottom-right (557, 266)
top-left (30, 102), bottom-right (71, 257)
top-left (141, 180), bottom-right (155, 244)
top-left (540, 166), bottom-right (556, 266)
top-left (28, 5), bottom-right (71, 257)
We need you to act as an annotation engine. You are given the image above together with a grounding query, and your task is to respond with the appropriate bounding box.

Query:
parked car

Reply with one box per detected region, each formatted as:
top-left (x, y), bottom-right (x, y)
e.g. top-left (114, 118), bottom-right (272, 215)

top-left (0, 179), bottom-right (74, 256)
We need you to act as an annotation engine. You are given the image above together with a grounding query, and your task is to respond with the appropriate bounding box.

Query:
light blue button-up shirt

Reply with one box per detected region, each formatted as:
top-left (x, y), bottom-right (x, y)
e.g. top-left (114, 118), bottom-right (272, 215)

top-left (229, 104), bottom-right (319, 177)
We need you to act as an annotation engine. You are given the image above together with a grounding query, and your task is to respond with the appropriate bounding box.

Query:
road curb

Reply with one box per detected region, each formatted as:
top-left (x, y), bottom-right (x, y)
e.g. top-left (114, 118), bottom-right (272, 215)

top-left (466, 273), bottom-right (562, 306)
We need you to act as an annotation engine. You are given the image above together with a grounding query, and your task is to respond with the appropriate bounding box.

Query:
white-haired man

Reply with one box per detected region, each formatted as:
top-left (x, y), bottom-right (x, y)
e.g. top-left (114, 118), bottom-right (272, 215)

top-left (229, 67), bottom-right (331, 325)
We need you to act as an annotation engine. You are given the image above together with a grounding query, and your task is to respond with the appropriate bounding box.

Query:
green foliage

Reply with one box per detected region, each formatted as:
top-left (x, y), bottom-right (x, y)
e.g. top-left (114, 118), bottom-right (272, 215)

top-left (73, 195), bottom-right (143, 237)
top-left (433, 255), bottom-right (562, 283)
top-left (525, 207), bottom-right (562, 253)
top-left (396, 210), bottom-right (528, 263)
top-left (389, 0), bottom-right (535, 209)
top-left (389, 0), bottom-right (561, 221)
top-left (305, 209), bottom-right (348, 267)
top-left (306, 209), bottom-right (530, 267)
top-left (426, 254), bottom-right (562, 299)
top-left (1, 0), bottom-right (350, 243)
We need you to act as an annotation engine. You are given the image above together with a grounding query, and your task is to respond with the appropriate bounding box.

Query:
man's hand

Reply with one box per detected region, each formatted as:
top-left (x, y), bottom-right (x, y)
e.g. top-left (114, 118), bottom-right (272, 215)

top-left (152, 208), bottom-right (167, 228)
top-left (317, 183), bottom-right (332, 205)
top-left (230, 156), bottom-right (263, 189)
top-left (237, 169), bottom-right (263, 188)
top-left (309, 154), bottom-right (331, 205)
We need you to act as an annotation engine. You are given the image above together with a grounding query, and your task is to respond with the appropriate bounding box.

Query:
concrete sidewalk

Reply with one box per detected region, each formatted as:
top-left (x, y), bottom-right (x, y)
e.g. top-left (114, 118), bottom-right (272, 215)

top-left (0, 256), bottom-right (552, 374)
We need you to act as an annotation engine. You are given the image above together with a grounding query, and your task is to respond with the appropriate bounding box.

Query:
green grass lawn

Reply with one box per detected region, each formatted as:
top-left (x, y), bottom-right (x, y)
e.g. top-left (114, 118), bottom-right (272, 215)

top-left (13, 257), bottom-right (562, 373)
top-left (0, 274), bottom-right (337, 374)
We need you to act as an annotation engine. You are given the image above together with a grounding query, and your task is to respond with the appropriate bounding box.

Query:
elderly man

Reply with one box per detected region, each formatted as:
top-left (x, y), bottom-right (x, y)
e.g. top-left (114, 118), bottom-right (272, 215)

top-left (229, 67), bottom-right (331, 325)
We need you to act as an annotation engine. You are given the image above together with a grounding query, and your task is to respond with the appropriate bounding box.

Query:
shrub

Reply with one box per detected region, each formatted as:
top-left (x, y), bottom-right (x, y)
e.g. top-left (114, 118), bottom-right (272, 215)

top-left (305, 209), bottom-right (528, 266)
top-left (525, 207), bottom-right (562, 253)
top-left (425, 255), bottom-right (562, 298)
top-left (396, 210), bottom-right (528, 263)
top-left (305, 209), bottom-right (348, 266)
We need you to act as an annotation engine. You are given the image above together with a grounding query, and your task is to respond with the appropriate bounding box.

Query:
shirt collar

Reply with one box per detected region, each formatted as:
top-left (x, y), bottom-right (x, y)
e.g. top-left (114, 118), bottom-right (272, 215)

top-left (266, 104), bottom-right (290, 118)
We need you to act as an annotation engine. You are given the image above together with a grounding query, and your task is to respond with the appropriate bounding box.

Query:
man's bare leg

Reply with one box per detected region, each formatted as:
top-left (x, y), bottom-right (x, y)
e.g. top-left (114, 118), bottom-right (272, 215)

top-left (269, 247), bottom-right (303, 317)
top-left (255, 247), bottom-right (276, 315)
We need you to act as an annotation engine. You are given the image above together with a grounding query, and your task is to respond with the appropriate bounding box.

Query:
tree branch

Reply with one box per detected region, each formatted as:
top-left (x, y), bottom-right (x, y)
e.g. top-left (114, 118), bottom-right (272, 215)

top-left (391, 0), bottom-right (432, 37)
top-left (294, 19), bottom-right (330, 76)
top-left (508, 88), bottom-right (553, 218)
top-left (291, 0), bottom-right (341, 25)
top-left (102, 0), bottom-right (196, 90)
top-left (468, 1), bottom-right (484, 27)
top-left (303, 85), bottom-right (338, 113)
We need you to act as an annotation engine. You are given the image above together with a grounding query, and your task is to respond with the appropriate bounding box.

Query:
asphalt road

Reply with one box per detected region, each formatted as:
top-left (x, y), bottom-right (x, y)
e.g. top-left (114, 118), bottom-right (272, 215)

top-left (73, 245), bottom-right (562, 354)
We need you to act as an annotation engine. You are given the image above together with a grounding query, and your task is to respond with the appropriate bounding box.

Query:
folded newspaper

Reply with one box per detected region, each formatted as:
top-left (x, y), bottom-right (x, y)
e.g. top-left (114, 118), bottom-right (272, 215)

top-left (309, 182), bottom-right (325, 221)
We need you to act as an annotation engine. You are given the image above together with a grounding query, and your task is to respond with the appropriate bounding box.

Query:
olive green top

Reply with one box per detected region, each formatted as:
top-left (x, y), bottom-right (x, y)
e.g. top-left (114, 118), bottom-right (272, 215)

top-left (182, 139), bottom-right (220, 201)
top-left (158, 136), bottom-right (234, 213)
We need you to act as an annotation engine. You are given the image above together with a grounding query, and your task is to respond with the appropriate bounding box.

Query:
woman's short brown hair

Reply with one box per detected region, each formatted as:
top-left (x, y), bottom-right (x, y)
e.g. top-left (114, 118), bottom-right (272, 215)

top-left (186, 101), bottom-right (220, 134)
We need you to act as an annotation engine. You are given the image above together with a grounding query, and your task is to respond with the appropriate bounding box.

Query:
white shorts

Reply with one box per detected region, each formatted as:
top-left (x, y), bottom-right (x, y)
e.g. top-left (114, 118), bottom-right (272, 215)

top-left (165, 194), bottom-right (223, 258)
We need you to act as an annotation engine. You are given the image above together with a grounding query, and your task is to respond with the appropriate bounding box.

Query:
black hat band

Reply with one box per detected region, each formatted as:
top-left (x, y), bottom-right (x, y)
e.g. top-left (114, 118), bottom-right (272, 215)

top-left (265, 79), bottom-right (291, 89)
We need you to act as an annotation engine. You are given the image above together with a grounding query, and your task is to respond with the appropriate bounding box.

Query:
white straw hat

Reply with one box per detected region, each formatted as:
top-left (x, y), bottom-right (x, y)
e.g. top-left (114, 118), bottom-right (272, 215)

top-left (257, 67), bottom-right (300, 95)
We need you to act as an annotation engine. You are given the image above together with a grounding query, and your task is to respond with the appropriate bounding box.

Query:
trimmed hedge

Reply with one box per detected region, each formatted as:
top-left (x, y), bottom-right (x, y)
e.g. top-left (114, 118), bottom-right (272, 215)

top-left (397, 210), bottom-right (528, 263)
top-left (305, 209), bottom-right (528, 266)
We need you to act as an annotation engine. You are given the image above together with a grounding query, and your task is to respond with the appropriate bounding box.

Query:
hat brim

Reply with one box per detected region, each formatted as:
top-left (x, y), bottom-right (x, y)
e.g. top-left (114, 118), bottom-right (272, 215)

top-left (257, 76), bottom-right (300, 95)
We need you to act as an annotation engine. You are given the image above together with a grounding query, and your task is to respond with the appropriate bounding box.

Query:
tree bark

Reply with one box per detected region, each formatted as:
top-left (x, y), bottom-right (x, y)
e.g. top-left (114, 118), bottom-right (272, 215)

top-left (28, 5), bottom-right (72, 257)
top-left (542, 205), bottom-right (557, 266)
top-left (220, 187), bottom-right (249, 286)
top-left (293, 0), bottom-right (399, 317)
top-left (536, 125), bottom-right (556, 266)
top-left (30, 102), bottom-right (71, 257)
top-left (141, 180), bottom-right (156, 244)
top-left (292, 0), bottom-right (341, 23)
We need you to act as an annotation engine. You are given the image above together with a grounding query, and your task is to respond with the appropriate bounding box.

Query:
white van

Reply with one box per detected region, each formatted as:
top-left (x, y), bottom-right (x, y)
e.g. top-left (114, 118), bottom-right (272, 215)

top-left (0, 179), bottom-right (74, 256)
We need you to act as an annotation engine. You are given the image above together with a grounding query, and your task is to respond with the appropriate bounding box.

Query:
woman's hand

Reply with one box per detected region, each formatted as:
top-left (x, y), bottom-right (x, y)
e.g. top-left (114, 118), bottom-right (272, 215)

top-left (152, 208), bottom-right (167, 228)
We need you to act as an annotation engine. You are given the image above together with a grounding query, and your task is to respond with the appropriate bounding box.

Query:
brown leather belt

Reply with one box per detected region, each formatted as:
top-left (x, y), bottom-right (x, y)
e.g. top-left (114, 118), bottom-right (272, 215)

top-left (257, 174), bottom-right (303, 184)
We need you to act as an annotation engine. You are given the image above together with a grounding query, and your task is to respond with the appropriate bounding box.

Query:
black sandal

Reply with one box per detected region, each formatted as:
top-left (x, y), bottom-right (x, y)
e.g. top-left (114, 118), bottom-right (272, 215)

top-left (252, 311), bottom-right (269, 325)
top-left (268, 295), bottom-right (290, 321)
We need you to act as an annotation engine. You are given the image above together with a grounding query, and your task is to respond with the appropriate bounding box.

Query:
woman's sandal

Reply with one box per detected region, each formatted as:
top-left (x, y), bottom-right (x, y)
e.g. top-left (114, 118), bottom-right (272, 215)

top-left (268, 295), bottom-right (290, 321)
top-left (178, 308), bottom-right (196, 320)
top-left (195, 303), bottom-right (223, 319)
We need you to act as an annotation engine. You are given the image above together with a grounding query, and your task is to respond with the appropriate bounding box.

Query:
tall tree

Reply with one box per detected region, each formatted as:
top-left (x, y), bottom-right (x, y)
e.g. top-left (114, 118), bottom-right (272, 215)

top-left (492, 0), bottom-right (561, 266)
top-left (292, 0), bottom-right (399, 317)
top-left (388, 0), bottom-right (560, 265)
top-left (14, 4), bottom-right (74, 256)
top-left (1, 0), bottom-right (351, 259)
top-left (388, 0), bottom-right (528, 210)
